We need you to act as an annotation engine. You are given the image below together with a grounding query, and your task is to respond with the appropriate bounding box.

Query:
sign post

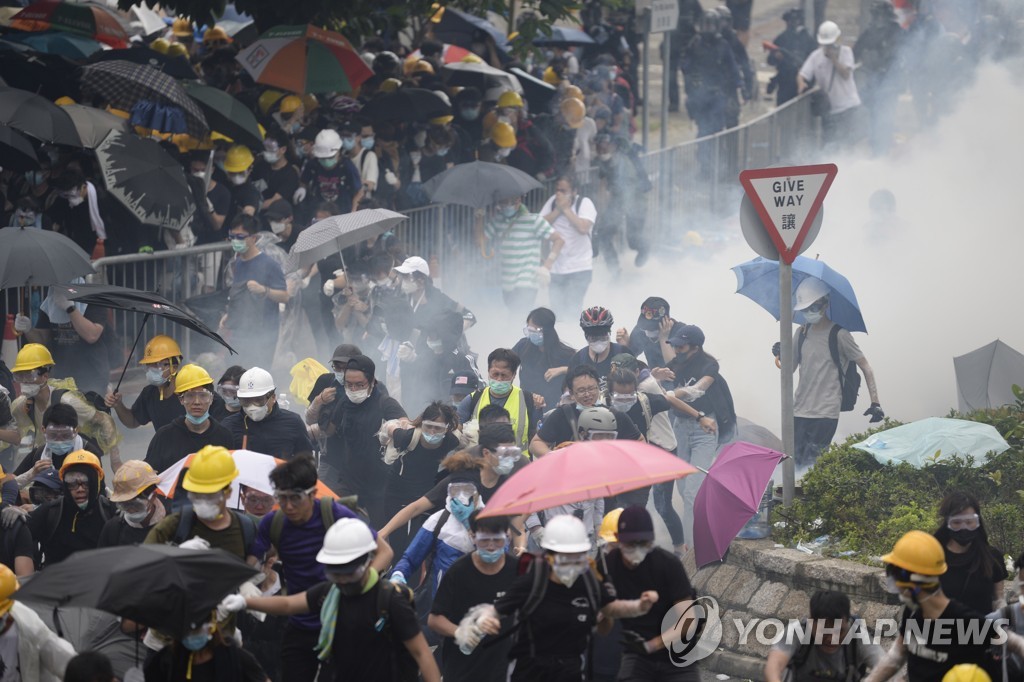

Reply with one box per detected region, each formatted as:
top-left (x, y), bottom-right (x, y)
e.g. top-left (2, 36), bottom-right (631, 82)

top-left (738, 163), bottom-right (838, 507)
top-left (647, 0), bottom-right (677, 151)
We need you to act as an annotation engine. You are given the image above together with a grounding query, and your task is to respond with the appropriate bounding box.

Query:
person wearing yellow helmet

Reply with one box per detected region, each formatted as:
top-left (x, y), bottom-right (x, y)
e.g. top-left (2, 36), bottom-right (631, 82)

top-left (0, 564), bottom-right (76, 676)
top-left (222, 145), bottom-right (261, 223)
top-left (98, 459), bottom-right (166, 547)
top-left (144, 364), bottom-right (233, 473)
top-left (25, 450), bottom-right (115, 567)
top-left (105, 335), bottom-right (186, 433)
top-left (272, 95), bottom-right (305, 136)
top-left (166, 42), bottom-right (189, 61)
top-left (866, 530), bottom-right (1024, 682)
top-left (150, 37), bottom-right (170, 54)
top-left (145, 445), bottom-right (258, 560)
top-left (201, 25), bottom-right (231, 53)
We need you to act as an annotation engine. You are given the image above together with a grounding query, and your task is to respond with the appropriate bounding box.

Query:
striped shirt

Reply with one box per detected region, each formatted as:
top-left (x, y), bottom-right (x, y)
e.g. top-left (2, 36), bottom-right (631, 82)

top-left (485, 207), bottom-right (554, 291)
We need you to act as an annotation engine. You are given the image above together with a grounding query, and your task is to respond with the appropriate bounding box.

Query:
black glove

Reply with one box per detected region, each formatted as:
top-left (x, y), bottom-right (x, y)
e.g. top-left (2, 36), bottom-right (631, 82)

top-left (621, 630), bottom-right (648, 656)
top-left (772, 341), bottom-right (781, 358)
top-left (864, 403), bottom-right (884, 423)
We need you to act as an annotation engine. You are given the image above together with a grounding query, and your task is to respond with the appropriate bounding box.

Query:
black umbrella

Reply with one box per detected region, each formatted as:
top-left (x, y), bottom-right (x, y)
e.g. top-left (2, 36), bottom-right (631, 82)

top-left (0, 122), bottom-right (40, 171)
top-left (360, 88), bottom-right (452, 123)
top-left (0, 226), bottom-right (94, 289)
top-left (0, 47), bottom-right (78, 100)
top-left (0, 85), bottom-right (81, 146)
top-left (94, 129), bottom-right (195, 232)
top-left (15, 544), bottom-right (258, 638)
top-left (422, 160), bottom-right (542, 208)
top-left (87, 47), bottom-right (198, 81)
top-left (61, 103), bottom-right (128, 148)
top-left (509, 67), bottom-right (558, 113)
top-left (532, 26), bottom-right (596, 47)
top-left (432, 7), bottom-right (511, 62)
top-left (53, 281), bottom-right (236, 391)
top-left (182, 82), bottom-right (263, 149)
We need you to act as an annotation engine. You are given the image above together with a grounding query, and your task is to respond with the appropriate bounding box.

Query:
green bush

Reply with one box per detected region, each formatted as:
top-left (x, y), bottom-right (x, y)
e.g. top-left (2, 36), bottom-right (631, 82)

top-left (771, 404), bottom-right (1024, 565)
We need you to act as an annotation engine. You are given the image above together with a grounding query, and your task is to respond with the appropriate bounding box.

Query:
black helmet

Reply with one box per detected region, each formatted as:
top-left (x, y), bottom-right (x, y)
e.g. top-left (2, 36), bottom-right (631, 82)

top-left (372, 51), bottom-right (400, 77)
top-left (580, 306), bottom-right (614, 330)
top-left (782, 7), bottom-right (805, 25)
top-left (715, 5), bottom-right (732, 30)
top-left (699, 10), bottom-right (720, 35)
top-left (871, 0), bottom-right (896, 20)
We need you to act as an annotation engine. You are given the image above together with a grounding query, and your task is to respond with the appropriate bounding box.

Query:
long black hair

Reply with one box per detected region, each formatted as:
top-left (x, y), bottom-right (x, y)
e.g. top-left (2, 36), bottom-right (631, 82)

top-left (527, 307), bottom-right (573, 365)
top-left (933, 491), bottom-right (998, 580)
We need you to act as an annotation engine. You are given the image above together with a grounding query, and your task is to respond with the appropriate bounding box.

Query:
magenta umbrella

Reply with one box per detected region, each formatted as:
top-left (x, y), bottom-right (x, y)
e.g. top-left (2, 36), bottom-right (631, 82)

top-left (692, 441), bottom-right (787, 568)
top-left (478, 440), bottom-right (699, 518)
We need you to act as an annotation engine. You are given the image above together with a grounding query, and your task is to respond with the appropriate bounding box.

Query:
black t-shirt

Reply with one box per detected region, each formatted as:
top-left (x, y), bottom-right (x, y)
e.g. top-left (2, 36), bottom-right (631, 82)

top-left (568, 342), bottom-right (632, 386)
top-left (536, 405), bottom-right (642, 447)
top-left (667, 352), bottom-right (734, 426)
top-left (227, 182), bottom-right (262, 225)
top-left (222, 406), bottom-right (313, 460)
top-left (97, 517), bottom-right (151, 547)
top-left (145, 417), bottom-right (235, 472)
top-left (37, 306), bottom-right (111, 395)
top-left (385, 429), bottom-right (459, 506)
top-left (319, 387), bottom-right (406, 494)
top-left (250, 159), bottom-right (300, 203)
top-left (620, 393), bottom-right (671, 440)
top-left (144, 642), bottom-right (266, 682)
top-left (431, 553), bottom-right (518, 682)
top-left (939, 544), bottom-right (1008, 615)
top-left (130, 384), bottom-right (224, 431)
top-left (901, 599), bottom-right (1000, 681)
top-left (0, 522), bottom-right (34, 571)
top-left (512, 337), bottom-right (575, 409)
top-left (606, 547), bottom-right (696, 645)
top-left (195, 182), bottom-right (232, 245)
top-left (301, 157), bottom-right (362, 209)
top-left (306, 580), bottom-right (421, 681)
top-left (495, 567), bottom-right (614, 659)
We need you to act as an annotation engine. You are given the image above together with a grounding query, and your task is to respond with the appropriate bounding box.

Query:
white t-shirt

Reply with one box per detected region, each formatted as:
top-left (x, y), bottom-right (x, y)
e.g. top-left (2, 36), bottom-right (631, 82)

top-left (540, 194), bottom-right (597, 275)
top-left (799, 46), bottom-right (861, 114)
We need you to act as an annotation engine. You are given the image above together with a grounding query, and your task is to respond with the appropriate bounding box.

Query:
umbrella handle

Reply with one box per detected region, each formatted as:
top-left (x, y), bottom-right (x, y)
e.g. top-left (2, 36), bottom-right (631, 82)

top-left (113, 313), bottom-right (151, 394)
top-left (479, 243), bottom-right (494, 260)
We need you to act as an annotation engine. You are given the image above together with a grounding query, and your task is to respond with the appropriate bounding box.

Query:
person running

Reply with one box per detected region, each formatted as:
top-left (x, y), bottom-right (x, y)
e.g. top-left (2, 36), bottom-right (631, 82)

top-left (457, 348), bottom-right (539, 450)
top-left (221, 518), bottom-right (442, 682)
top-left (932, 491), bottom-right (1007, 614)
top-left (145, 364), bottom-right (234, 472)
top-left (569, 307), bottom-right (631, 387)
top-left (511, 307), bottom-right (575, 410)
top-left (222, 367), bottom-right (313, 461)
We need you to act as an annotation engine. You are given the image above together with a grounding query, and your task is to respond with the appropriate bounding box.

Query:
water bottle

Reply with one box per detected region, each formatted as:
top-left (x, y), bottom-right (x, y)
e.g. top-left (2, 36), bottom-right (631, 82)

top-left (459, 625), bottom-right (482, 655)
top-left (736, 478), bottom-right (773, 540)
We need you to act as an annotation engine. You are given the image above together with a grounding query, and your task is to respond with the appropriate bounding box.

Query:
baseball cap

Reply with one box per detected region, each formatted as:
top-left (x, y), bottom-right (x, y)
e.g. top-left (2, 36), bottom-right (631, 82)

top-left (667, 324), bottom-right (705, 348)
top-left (263, 199), bottom-right (293, 221)
top-left (450, 372), bottom-right (480, 396)
top-left (332, 344), bottom-right (362, 365)
top-left (33, 468), bottom-right (63, 490)
top-left (637, 296), bottom-right (670, 331)
top-left (394, 256), bottom-right (430, 277)
top-left (617, 505), bottom-right (655, 542)
top-left (346, 354), bottom-right (376, 378)
top-left (609, 353), bottom-right (638, 372)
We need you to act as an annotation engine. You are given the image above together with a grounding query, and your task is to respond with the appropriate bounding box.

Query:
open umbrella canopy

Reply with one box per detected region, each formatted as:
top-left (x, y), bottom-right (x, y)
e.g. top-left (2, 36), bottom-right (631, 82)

top-left (2, 30), bottom-right (104, 59)
top-left (478, 440), bottom-right (699, 518)
top-left (852, 417), bottom-right (1010, 468)
top-left (88, 47), bottom-right (198, 80)
top-left (357, 87), bottom-right (451, 123)
top-left (407, 43), bottom-right (472, 64)
top-left (954, 340), bottom-right (1024, 412)
top-left (732, 255), bottom-right (867, 333)
top-left (0, 123), bottom-right (40, 171)
top-left (59, 103), bottom-right (128, 148)
top-left (11, 0), bottom-right (129, 48)
top-left (692, 441), bottom-right (786, 568)
top-left (509, 66), bottom-right (558, 112)
top-left (291, 208), bottom-right (407, 268)
top-left (15, 544), bottom-right (258, 637)
top-left (422, 160), bottom-right (542, 209)
top-left (0, 85), bottom-right (80, 146)
top-left (441, 60), bottom-right (522, 94)
top-left (532, 26), bottom-right (595, 47)
top-left (432, 7), bottom-right (510, 60)
top-left (182, 81), bottom-right (263, 148)
top-left (0, 226), bottom-right (94, 289)
top-left (237, 24), bottom-right (372, 94)
top-left (94, 129), bottom-right (195, 231)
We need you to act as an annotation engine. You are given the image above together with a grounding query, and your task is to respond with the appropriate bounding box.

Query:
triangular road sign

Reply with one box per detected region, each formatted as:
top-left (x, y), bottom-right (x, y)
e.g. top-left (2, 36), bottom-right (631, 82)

top-left (739, 164), bottom-right (838, 264)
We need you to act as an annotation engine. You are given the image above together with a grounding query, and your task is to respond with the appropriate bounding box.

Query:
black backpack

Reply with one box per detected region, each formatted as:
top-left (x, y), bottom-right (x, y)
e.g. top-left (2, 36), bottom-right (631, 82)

top-left (172, 506), bottom-right (257, 552)
top-left (796, 324), bottom-right (861, 412)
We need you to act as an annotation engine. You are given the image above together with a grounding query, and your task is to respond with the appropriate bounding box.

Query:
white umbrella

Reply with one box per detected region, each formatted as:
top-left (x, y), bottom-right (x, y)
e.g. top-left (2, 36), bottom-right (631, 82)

top-left (441, 61), bottom-right (522, 93)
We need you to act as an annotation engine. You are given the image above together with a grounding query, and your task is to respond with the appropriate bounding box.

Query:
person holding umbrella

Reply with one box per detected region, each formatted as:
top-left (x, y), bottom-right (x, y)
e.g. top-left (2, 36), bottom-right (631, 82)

top-left (106, 335), bottom-right (194, 432)
top-left (145, 364), bottom-right (234, 472)
top-left (0, 563), bottom-right (76, 680)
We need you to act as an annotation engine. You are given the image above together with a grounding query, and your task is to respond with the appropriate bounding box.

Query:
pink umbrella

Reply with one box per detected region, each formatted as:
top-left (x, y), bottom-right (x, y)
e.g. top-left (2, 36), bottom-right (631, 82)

top-left (477, 440), bottom-right (699, 518)
top-left (692, 441), bottom-right (787, 568)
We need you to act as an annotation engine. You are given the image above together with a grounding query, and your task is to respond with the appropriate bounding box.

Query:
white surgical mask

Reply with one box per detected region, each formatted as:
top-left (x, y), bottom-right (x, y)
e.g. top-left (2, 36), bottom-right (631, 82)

top-left (496, 147), bottom-right (512, 159)
top-left (192, 171), bottom-right (206, 179)
top-left (598, 152), bottom-right (612, 162)
top-left (426, 339), bottom-right (443, 352)
top-left (123, 506), bottom-right (151, 525)
top-left (228, 173), bottom-right (247, 186)
top-left (192, 500), bottom-right (221, 521)
top-left (803, 310), bottom-right (823, 324)
top-left (553, 563), bottom-right (587, 587)
top-left (346, 388), bottom-right (370, 404)
top-left (146, 367), bottom-right (167, 386)
top-left (244, 405), bottom-right (269, 422)
top-left (622, 545), bottom-right (652, 565)
top-left (20, 382), bottom-right (41, 398)
top-left (262, 151), bottom-right (281, 163)
top-left (644, 329), bottom-right (660, 339)
top-left (589, 339), bottom-right (610, 355)
top-left (401, 279), bottom-right (419, 295)
top-left (67, 194), bottom-right (85, 208)
top-left (270, 221), bottom-right (288, 234)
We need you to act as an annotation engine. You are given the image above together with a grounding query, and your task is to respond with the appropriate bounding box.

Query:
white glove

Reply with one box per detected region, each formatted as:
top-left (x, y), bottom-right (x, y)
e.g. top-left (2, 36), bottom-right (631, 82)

top-left (455, 622), bottom-right (484, 652)
top-left (301, 276), bottom-right (311, 289)
top-left (179, 536), bottom-right (211, 550)
top-left (384, 170), bottom-right (398, 187)
top-left (13, 314), bottom-right (31, 334)
top-left (51, 292), bottom-right (70, 311)
top-left (322, 280), bottom-right (335, 297)
top-left (676, 386), bottom-right (705, 402)
top-left (397, 343), bottom-right (415, 362)
top-left (239, 582), bottom-right (262, 599)
top-left (390, 571), bottom-right (406, 585)
top-left (535, 265), bottom-right (551, 286)
top-left (1, 506), bottom-right (28, 529)
top-left (218, 594), bottom-right (247, 614)
top-left (293, 187), bottom-right (307, 204)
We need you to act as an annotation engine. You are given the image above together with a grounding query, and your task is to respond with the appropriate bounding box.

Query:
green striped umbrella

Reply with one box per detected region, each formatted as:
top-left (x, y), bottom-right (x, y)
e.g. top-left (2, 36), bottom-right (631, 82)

top-left (236, 24), bottom-right (373, 94)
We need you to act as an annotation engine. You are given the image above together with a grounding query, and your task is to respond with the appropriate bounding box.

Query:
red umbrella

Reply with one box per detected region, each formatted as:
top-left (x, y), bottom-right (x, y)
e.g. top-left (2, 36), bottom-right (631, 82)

top-left (407, 43), bottom-right (472, 64)
top-left (11, 0), bottom-right (129, 48)
top-left (692, 441), bottom-right (787, 568)
top-left (477, 440), bottom-right (699, 518)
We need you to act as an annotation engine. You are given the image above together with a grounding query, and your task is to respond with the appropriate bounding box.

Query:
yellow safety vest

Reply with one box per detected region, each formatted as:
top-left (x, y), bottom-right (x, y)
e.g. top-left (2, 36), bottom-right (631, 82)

top-left (473, 386), bottom-right (529, 448)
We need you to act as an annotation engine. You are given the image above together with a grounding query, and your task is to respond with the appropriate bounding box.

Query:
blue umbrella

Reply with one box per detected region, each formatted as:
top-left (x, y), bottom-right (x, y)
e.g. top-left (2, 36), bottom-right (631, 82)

top-left (432, 7), bottom-right (510, 61)
top-left (532, 26), bottom-right (595, 47)
top-left (732, 255), bottom-right (867, 333)
top-left (2, 30), bottom-right (103, 59)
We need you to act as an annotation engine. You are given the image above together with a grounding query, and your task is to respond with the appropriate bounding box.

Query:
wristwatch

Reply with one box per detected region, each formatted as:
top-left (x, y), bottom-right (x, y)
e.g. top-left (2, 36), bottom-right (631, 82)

top-left (65, 305), bottom-right (75, 315)
top-left (696, 411), bottom-right (707, 420)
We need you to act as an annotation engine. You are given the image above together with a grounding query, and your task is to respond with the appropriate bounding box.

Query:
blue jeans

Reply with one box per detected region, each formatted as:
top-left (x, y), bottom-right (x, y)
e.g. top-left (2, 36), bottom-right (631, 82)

top-left (675, 413), bottom-right (736, 546)
top-left (549, 270), bottom-right (592, 322)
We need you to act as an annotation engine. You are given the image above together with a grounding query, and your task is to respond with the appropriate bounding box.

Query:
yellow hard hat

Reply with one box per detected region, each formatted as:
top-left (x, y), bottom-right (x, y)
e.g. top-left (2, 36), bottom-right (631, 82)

top-left (278, 95), bottom-right (303, 115)
top-left (496, 90), bottom-right (523, 109)
top-left (460, 53), bottom-right (484, 64)
top-left (257, 90), bottom-right (285, 116)
top-left (543, 66), bottom-right (561, 85)
top-left (881, 530), bottom-right (948, 578)
top-left (203, 26), bottom-right (230, 45)
top-left (412, 60), bottom-right (435, 76)
top-left (142, 335), bottom-right (182, 365)
top-left (560, 97), bottom-right (585, 128)
top-left (943, 665), bottom-right (992, 682)
top-left (13, 343), bottom-right (54, 372)
top-left (59, 450), bottom-right (105, 482)
top-left (0, 565), bottom-right (17, 617)
top-left (223, 145), bottom-right (254, 173)
top-left (564, 84), bottom-right (584, 102)
top-left (166, 42), bottom-right (189, 59)
top-left (171, 17), bottom-right (193, 38)
top-left (183, 445), bottom-right (239, 494)
top-left (490, 120), bottom-right (516, 148)
top-left (175, 363), bottom-right (214, 394)
top-left (150, 38), bottom-right (170, 54)
top-left (684, 230), bottom-right (704, 247)
top-left (429, 114), bottom-right (454, 125)
top-left (300, 93), bottom-right (319, 113)
top-left (380, 78), bottom-right (402, 94)
top-left (599, 508), bottom-right (624, 543)
top-left (110, 460), bottom-right (161, 503)
top-left (55, 96), bottom-right (76, 106)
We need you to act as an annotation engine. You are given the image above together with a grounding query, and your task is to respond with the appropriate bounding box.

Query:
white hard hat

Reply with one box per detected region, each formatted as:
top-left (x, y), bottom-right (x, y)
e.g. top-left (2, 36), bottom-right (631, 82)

top-left (794, 277), bottom-right (831, 311)
top-left (539, 514), bottom-right (592, 553)
top-left (393, 256), bottom-right (430, 277)
top-left (316, 518), bottom-right (378, 565)
top-left (313, 128), bottom-right (343, 158)
top-left (236, 367), bottom-right (275, 398)
top-left (817, 20), bottom-right (841, 45)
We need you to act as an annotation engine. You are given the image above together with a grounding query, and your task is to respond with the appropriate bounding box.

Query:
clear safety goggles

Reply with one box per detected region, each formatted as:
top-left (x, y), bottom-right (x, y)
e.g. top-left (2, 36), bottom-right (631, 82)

top-left (217, 383), bottom-right (239, 399)
top-left (44, 425), bottom-right (76, 441)
top-left (473, 532), bottom-right (508, 549)
top-left (448, 482), bottom-right (478, 505)
top-left (523, 325), bottom-right (542, 336)
top-left (421, 420), bottom-right (449, 436)
top-left (179, 390), bottom-right (214, 405)
top-left (552, 552), bottom-right (589, 568)
top-left (494, 446), bottom-right (522, 460)
top-left (13, 370), bottom-right (42, 383)
top-left (273, 486), bottom-right (316, 506)
top-left (188, 491), bottom-right (225, 504)
top-left (947, 513), bottom-right (980, 531)
top-left (117, 496), bottom-right (151, 515)
top-left (611, 392), bottom-right (637, 403)
top-left (587, 430), bottom-right (618, 441)
top-left (239, 393), bottom-right (273, 408)
top-left (64, 473), bottom-right (90, 490)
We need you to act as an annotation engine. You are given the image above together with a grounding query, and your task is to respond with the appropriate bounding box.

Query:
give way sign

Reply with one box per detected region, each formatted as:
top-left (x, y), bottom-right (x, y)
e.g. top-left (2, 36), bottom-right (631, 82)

top-left (739, 164), bottom-right (838, 264)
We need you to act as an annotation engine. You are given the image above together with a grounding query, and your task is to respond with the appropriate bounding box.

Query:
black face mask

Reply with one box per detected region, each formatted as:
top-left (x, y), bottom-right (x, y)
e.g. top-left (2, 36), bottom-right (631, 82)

top-left (951, 528), bottom-right (978, 546)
